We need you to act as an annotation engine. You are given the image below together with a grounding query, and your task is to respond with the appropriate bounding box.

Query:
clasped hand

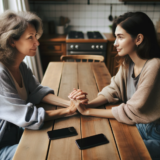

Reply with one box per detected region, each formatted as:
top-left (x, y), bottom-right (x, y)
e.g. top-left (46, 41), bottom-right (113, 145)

top-left (67, 89), bottom-right (89, 116)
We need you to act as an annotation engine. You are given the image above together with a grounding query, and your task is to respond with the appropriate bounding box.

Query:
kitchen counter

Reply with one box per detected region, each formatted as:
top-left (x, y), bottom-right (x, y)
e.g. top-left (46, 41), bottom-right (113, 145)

top-left (39, 33), bottom-right (115, 42)
top-left (39, 34), bottom-right (66, 42)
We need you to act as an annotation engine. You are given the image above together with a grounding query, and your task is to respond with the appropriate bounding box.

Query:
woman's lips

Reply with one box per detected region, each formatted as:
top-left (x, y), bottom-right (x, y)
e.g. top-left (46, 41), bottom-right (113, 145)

top-left (117, 48), bottom-right (122, 52)
top-left (31, 49), bottom-right (37, 51)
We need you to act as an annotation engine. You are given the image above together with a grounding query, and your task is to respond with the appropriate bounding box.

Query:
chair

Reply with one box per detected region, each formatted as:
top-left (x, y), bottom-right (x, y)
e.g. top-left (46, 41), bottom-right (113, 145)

top-left (60, 55), bottom-right (104, 62)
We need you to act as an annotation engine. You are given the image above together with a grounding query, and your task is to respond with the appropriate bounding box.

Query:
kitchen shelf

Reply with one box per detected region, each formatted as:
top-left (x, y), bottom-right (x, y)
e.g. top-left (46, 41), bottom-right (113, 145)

top-left (29, 1), bottom-right (123, 5)
top-left (29, 1), bottom-right (160, 5)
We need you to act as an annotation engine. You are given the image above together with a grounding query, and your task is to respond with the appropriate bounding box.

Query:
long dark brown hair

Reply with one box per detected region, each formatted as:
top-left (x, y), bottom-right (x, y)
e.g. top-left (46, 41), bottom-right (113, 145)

top-left (112, 12), bottom-right (160, 67)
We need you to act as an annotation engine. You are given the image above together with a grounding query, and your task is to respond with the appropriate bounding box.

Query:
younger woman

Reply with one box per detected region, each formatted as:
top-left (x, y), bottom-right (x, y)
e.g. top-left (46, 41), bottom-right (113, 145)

top-left (69, 12), bottom-right (160, 160)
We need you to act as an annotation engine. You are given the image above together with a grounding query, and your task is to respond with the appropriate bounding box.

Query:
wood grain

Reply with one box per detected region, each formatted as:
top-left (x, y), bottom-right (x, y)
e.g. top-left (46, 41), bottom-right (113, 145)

top-left (92, 63), bottom-right (111, 92)
top-left (41, 62), bottom-right (64, 95)
top-left (78, 63), bottom-right (119, 160)
top-left (92, 63), bottom-right (152, 160)
top-left (110, 118), bottom-right (152, 160)
top-left (13, 62), bottom-right (63, 160)
top-left (47, 62), bottom-right (81, 160)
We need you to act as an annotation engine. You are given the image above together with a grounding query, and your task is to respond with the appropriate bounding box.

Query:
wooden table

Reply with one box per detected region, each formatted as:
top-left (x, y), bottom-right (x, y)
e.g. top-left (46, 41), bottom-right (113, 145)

top-left (13, 62), bottom-right (151, 160)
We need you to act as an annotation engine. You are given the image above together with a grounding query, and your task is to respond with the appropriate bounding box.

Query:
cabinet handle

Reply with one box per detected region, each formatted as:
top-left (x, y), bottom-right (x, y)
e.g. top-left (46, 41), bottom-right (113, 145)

top-left (48, 45), bottom-right (54, 50)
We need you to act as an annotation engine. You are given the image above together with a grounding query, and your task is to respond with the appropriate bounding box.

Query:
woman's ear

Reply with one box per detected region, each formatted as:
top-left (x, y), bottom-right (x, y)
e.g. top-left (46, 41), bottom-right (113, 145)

top-left (8, 38), bottom-right (15, 47)
top-left (135, 34), bottom-right (144, 46)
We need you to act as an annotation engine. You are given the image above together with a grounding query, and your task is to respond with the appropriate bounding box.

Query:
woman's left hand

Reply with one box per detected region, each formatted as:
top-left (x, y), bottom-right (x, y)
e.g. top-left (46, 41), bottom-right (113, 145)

top-left (64, 100), bottom-right (78, 117)
top-left (68, 89), bottom-right (88, 104)
top-left (72, 100), bottom-right (89, 116)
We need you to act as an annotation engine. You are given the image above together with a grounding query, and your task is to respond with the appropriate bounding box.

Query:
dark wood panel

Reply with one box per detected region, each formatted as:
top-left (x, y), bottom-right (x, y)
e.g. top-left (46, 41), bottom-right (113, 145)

top-left (39, 43), bottom-right (62, 52)
top-left (106, 41), bottom-right (119, 77)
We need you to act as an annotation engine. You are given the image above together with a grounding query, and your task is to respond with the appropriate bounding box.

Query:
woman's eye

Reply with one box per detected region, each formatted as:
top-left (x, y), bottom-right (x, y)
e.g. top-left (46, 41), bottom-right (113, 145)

top-left (29, 36), bottom-right (33, 39)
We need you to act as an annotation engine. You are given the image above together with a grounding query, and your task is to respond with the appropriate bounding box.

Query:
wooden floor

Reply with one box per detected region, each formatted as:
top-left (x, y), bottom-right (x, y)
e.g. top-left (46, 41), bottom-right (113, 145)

top-left (13, 62), bottom-right (151, 160)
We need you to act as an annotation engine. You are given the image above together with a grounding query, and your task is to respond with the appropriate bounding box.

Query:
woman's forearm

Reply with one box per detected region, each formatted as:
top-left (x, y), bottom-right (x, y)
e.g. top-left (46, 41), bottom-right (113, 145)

top-left (86, 95), bottom-right (108, 108)
top-left (44, 100), bottom-right (77, 121)
top-left (42, 94), bottom-right (70, 108)
top-left (86, 108), bottom-right (114, 119)
top-left (45, 108), bottom-right (70, 121)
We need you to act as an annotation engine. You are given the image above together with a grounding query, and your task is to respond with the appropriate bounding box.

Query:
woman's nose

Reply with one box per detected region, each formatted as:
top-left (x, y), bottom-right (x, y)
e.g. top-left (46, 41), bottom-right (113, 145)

top-left (34, 38), bottom-right (40, 46)
top-left (113, 39), bottom-right (118, 47)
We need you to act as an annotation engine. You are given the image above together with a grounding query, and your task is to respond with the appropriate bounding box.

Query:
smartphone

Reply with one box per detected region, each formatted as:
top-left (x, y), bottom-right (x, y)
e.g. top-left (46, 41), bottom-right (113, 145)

top-left (47, 127), bottom-right (78, 140)
top-left (75, 133), bottom-right (109, 150)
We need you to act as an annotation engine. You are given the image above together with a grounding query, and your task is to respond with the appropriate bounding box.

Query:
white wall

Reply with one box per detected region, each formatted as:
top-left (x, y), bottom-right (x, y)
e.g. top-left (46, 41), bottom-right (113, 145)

top-left (5, 0), bottom-right (18, 11)
top-left (29, 0), bottom-right (160, 33)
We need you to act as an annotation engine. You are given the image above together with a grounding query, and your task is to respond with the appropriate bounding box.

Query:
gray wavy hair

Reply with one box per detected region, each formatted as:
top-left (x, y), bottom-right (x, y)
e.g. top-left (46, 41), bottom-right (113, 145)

top-left (0, 10), bottom-right (43, 64)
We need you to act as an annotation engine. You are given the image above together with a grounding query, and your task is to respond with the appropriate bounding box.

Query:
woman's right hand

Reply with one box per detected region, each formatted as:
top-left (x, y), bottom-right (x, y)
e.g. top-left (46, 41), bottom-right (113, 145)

top-left (68, 88), bottom-right (88, 104)
top-left (72, 100), bottom-right (89, 116)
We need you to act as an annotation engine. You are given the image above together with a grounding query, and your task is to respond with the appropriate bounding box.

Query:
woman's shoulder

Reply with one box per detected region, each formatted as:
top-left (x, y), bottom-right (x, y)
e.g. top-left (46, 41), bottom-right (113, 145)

top-left (0, 62), bottom-right (9, 77)
top-left (147, 58), bottom-right (160, 67)
top-left (19, 61), bottom-right (32, 76)
top-left (140, 58), bottom-right (160, 82)
top-left (144, 58), bottom-right (160, 72)
top-left (0, 62), bottom-right (15, 91)
top-left (20, 61), bottom-right (29, 70)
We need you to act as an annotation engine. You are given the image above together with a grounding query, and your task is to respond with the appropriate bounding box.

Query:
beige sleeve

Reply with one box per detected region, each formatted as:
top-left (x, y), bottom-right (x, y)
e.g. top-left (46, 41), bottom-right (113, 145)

top-left (112, 60), bottom-right (160, 125)
top-left (98, 65), bottom-right (126, 103)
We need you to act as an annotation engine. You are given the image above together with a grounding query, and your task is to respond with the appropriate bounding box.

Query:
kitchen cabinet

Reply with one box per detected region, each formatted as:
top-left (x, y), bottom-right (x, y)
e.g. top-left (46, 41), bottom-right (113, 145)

top-left (39, 35), bottom-right (66, 73)
top-left (106, 41), bottom-right (119, 77)
top-left (103, 34), bottom-right (118, 77)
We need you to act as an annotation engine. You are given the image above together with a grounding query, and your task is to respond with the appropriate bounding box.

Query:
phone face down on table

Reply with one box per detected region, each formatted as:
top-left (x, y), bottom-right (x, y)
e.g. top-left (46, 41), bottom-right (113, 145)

top-left (47, 127), bottom-right (78, 140)
top-left (75, 133), bottom-right (109, 150)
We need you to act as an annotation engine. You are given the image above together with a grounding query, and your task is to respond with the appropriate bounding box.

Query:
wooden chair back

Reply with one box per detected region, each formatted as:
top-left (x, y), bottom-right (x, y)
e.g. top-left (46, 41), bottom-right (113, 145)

top-left (60, 55), bottom-right (104, 62)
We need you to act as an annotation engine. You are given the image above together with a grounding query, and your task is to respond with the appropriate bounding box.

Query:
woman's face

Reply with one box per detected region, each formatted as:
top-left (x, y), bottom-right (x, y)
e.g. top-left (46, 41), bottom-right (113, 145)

top-left (13, 24), bottom-right (39, 57)
top-left (114, 25), bottom-right (136, 56)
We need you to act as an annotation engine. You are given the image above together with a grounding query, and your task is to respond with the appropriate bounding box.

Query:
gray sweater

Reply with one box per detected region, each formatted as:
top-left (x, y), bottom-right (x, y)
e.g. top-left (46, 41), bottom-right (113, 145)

top-left (0, 62), bottom-right (54, 145)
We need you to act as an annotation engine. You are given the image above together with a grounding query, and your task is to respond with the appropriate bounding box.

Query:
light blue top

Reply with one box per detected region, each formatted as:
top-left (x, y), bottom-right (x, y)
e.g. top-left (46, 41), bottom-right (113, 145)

top-left (0, 62), bottom-right (54, 148)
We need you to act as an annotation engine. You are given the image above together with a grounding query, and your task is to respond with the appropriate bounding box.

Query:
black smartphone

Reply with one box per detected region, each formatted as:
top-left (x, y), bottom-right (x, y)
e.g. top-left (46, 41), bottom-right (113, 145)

top-left (75, 133), bottom-right (109, 150)
top-left (47, 127), bottom-right (78, 140)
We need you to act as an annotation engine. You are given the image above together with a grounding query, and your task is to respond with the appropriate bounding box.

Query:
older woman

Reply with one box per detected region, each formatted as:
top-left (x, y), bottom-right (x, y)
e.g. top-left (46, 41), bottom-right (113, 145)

top-left (69, 12), bottom-right (160, 160)
top-left (0, 10), bottom-right (87, 159)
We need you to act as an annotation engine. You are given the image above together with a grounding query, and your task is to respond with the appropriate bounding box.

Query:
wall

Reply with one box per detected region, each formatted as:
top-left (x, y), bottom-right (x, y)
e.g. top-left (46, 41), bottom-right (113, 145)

top-left (29, 0), bottom-right (160, 33)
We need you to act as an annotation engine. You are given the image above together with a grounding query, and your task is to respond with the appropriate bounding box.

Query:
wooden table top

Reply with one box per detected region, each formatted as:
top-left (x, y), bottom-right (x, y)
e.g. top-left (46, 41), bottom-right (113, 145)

top-left (13, 62), bottom-right (151, 160)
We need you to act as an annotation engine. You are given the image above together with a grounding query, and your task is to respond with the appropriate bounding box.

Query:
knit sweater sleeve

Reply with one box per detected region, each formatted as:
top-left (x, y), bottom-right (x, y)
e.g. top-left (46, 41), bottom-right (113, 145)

top-left (98, 65), bottom-right (126, 103)
top-left (20, 62), bottom-right (54, 104)
top-left (112, 59), bottom-right (160, 125)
